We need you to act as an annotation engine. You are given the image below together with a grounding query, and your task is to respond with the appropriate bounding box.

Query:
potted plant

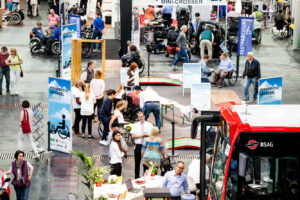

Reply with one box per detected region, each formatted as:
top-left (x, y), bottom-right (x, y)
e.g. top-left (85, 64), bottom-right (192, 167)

top-left (73, 151), bottom-right (110, 200)
top-left (151, 167), bottom-right (158, 176)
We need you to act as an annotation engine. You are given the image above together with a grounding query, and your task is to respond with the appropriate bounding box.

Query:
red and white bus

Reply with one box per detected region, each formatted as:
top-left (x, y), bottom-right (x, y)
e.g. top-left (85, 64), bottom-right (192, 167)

top-left (192, 102), bottom-right (300, 200)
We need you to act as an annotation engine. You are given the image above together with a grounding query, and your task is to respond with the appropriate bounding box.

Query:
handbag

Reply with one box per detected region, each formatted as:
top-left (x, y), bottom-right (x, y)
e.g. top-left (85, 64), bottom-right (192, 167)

top-left (21, 109), bottom-right (31, 134)
top-left (20, 66), bottom-right (23, 78)
top-left (17, 55), bottom-right (23, 78)
top-left (11, 178), bottom-right (26, 188)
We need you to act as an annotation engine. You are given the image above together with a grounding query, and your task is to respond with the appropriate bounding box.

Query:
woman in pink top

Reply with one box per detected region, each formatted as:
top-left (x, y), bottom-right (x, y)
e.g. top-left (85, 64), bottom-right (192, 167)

top-left (48, 9), bottom-right (59, 29)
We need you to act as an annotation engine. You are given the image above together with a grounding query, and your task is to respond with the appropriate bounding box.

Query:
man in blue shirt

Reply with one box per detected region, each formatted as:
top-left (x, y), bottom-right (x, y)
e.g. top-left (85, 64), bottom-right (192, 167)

top-left (30, 22), bottom-right (45, 44)
top-left (162, 5), bottom-right (173, 27)
top-left (92, 10), bottom-right (105, 51)
top-left (211, 52), bottom-right (234, 88)
top-left (162, 161), bottom-right (190, 199)
top-left (46, 23), bottom-right (60, 54)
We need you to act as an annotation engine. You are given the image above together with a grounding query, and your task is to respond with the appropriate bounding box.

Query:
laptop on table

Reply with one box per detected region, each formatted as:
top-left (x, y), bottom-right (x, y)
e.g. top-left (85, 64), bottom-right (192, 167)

top-left (125, 178), bottom-right (142, 193)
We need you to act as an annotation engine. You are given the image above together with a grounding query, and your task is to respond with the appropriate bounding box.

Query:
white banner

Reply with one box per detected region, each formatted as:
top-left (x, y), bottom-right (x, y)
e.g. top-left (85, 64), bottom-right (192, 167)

top-left (191, 83), bottom-right (211, 110)
top-left (133, 0), bottom-right (227, 6)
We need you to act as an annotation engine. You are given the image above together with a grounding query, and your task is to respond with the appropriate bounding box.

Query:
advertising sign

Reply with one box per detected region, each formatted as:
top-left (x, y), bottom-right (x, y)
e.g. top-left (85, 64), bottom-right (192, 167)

top-left (48, 77), bottom-right (72, 153)
top-left (120, 67), bottom-right (139, 86)
top-left (237, 17), bottom-right (254, 56)
top-left (258, 77), bottom-right (282, 105)
top-left (61, 24), bottom-right (78, 80)
top-left (69, 15), bottom-right (81, 38)
top-left (182, 63), bottom-right (201, 95)
top-left (191, 83), bottom-right (211, 110)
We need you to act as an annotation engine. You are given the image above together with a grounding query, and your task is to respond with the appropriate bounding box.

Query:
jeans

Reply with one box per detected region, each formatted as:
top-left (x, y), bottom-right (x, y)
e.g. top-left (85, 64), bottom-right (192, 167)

top-left (92, 30), bottom-right (102, 50)
top-left (94, 97), bottom-right (103, 118)
top-left (244, 76), bottom-right (258, 101)
top-left (143, 102), bottom-right (161, 129)
top-left (173, 48), bottom-right (189, 66)
top-left (134, 144), bottom-right (142, 178)
top-left (99, 115), bottom-right (110, 140)
top-left (15, 185), bottom-right (30, 200)
top-left (73, 108), bottom-right (81, 133)
top-left (10, 69), bottom-right (20, 94)
top-left (81, 115), bottom-right (93, 136)
top-left (201, 78), bottom-right (210, 83)
top-left (0, 67), bottom-right (10, 92)
top-left (18, 131), bottom-right (38, 154)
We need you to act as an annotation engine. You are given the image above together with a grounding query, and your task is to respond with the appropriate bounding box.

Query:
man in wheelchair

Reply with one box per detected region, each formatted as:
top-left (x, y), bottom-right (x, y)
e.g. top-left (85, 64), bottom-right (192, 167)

top-left (30, 22), bottom-right (46, 44)
top-left (46, 22), bottom-right (59, 54)
top-left (122, 87), bottom-right (141, 121)
top-left (211, 52), bottom-right (234, 88)
top-left (121, 44), bottom-right (141, 67)
top-left (274, 9), bottom-right (285, 31)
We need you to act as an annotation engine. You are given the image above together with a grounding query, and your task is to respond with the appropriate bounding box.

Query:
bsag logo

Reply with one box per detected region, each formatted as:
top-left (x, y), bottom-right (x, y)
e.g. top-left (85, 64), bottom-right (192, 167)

top-left (246, 140), bottom-right (274, 150)
top-left (246, 140), bottom-right (259, 150)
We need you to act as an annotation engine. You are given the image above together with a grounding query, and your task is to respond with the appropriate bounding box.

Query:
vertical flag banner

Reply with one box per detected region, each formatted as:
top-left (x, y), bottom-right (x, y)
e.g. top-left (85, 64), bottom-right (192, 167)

top-left (237, 17), bottom-right (254, 56)
top-left (69, 15), bottom-right (81, 38)
top-left (48, 77), bottom-right (72, 153)
top-left (191, 83), bottom-right (211, 110)
top-left (61, 24), bottom-right (78, 80)
top-left (258, 77), bottom-right (282, 105)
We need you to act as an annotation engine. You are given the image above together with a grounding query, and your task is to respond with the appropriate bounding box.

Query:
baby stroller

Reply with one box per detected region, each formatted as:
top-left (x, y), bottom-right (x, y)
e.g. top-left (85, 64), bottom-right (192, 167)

top-left (146, 24), bottom-right (168, 54)
top-left (176, 5), bottom-right (190, 30)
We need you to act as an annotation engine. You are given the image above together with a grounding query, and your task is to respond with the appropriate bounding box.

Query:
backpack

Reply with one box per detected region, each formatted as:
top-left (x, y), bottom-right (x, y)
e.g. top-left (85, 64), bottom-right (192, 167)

top-left (255, 11), bottom-right (263, 22)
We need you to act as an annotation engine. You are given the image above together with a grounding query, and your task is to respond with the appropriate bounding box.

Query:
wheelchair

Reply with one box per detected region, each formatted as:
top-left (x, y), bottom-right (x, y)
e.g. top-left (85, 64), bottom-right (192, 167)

top-left (122, 94), bottom-right (141, 122)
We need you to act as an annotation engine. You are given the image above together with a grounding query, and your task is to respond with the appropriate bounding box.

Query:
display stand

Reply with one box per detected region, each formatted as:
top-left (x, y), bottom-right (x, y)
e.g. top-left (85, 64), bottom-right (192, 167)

top-left (71, 39), bottom-right (106, 84)
top-left (32, 103), bottom-right (45, 153)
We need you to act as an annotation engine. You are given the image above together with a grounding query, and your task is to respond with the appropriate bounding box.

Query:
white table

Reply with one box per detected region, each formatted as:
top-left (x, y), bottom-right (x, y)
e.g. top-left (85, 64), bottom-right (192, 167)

top-left (94, 176), bottom-right (164, 200)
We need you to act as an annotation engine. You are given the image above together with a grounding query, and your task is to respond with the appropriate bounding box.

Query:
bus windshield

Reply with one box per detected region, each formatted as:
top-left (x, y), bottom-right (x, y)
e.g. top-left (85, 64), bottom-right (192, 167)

top-left (229, 156), bottom-right (300, 200)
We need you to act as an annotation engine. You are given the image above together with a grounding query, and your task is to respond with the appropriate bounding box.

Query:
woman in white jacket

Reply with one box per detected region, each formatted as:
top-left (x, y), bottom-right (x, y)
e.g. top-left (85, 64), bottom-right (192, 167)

top-left (109, 131), bottom-right (125, 176)
top-left (80, 84), bottom-right (96, 140)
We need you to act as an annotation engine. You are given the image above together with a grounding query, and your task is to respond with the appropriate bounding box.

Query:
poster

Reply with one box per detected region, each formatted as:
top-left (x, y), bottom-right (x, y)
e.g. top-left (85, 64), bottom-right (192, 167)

top-left (69, 14), bottom-right (81, 38)
top-left (131, 7), bottom-right (140, 50)
top-left (237, 17), bottom-right (254, 56)
top-left (258, 77), bottom-right (282, 105)
top-left (48, 77), bottom-right (72, 153)
top-left (120, 67), bottom-right (139, 86)
top-left (191, 83), bottom-right (211, 110)
top-left (183, 63), bottom-right (201, 88)
top-left (61, 24), bottom-right (78, 80)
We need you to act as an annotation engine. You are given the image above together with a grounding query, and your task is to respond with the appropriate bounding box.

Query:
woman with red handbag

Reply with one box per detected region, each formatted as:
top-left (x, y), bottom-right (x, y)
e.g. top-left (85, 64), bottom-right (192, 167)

top-left (6, 150), bottom-right (33, 200)
top-left (19, 100), bottom-right (39, 159)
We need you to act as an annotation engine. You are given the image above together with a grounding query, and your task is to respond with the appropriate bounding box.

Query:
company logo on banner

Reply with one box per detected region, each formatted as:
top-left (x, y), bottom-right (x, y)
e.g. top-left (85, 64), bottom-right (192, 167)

top-left (48, 77), bottom-right (72, 153)
top-left (258, 77), bottom-right (282, 105)
top-left (237, 17), bottom-right (254, 56)
top-left (159, 0), bottom-right (203, 4)
top-left (191, 83), bottom-right (211, 110)
top-left (61, 24), bottom-right (78, 80)
top-left (69, 15), bottom-right (81, 38)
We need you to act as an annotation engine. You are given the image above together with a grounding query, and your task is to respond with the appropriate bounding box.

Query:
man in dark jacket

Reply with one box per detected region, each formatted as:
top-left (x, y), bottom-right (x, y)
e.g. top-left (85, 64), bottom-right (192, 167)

top-left (81, 61), bottom-right (95, 91)
top-left (243, 52), bottom-right (261, 103)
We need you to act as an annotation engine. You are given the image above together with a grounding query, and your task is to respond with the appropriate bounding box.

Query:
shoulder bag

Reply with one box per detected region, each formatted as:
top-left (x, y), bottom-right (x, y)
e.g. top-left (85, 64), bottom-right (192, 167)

top-left (21, 109), bottom-right (31, 134)
top-left (18, 55), bottom-right (23, 78)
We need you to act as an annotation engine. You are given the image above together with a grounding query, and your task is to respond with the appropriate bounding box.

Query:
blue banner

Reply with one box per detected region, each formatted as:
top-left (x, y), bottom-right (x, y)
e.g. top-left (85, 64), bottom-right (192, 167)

top-left (237, 17), bottom-right (254, 56)
top-left (69, 14), bottom-right (81, 38)
top-left (48, 77), bottom-right (72, 153)
top-left (61, 24), bottom-right (78, 79)
top-left (258, 77), bottom-right (282, 105)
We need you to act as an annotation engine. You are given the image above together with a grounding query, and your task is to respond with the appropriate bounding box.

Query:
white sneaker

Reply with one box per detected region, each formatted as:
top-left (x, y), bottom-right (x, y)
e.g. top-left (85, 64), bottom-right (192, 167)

top-left (99, 140), bottom-right (108, 145)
